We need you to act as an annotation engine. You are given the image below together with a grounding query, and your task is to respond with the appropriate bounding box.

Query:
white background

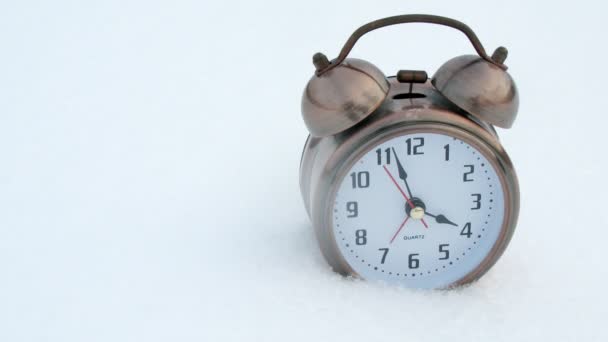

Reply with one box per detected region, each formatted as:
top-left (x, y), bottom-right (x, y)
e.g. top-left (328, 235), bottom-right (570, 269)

top-left (1, 1), bottom-right (607, 341)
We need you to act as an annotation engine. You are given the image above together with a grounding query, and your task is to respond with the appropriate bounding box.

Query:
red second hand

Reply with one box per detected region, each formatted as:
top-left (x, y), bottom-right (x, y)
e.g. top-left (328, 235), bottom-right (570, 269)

top-left (390, 216), bottom-right (410, 244)
top-left (382, 165), bottom-right (429, 228)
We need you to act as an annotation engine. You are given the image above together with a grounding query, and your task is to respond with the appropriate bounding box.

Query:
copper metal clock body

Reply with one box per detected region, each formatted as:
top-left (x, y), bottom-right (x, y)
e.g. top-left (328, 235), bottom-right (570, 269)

top-left (299, 78), bottom-right (519, 287)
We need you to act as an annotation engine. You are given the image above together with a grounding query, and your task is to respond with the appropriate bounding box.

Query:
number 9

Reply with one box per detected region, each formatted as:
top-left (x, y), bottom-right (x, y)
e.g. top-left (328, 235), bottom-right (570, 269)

top-left (346, 201), bottom-right (358, 218)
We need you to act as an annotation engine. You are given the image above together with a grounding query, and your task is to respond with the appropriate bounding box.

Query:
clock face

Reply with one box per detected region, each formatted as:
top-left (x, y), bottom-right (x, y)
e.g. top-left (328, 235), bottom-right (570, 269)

top-left (332, 132), bottom-right (506, 288)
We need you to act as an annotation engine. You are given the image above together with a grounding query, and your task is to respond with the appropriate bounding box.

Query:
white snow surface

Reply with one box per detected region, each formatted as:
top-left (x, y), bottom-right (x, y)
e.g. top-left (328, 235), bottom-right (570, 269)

top-left (1, 1), bottom-right (607, 341)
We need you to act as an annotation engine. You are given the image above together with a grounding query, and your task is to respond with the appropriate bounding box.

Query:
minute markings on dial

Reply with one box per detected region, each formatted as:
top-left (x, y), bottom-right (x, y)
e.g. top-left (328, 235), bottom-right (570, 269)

top-left (333, 133), bottom-right (500, 285)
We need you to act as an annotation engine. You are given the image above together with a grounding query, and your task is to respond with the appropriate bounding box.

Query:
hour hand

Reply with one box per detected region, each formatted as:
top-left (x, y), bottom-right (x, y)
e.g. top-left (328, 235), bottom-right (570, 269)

top-left (425, 212), bottom-right (458, 226)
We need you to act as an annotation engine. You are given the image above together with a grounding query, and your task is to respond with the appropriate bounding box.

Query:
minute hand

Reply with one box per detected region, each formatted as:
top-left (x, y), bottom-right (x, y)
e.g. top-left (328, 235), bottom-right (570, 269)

top-left (391, 148), bottom-right (413, 199)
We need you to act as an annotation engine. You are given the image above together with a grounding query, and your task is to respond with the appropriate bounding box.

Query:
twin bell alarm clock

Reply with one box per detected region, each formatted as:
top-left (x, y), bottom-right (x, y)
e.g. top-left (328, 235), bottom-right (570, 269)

top-left (299, 15), bottom-right (520, 289)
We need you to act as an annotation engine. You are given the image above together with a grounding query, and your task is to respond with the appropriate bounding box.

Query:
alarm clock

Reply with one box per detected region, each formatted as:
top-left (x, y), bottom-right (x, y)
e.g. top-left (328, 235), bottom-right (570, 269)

top-left (299, 15), bottom-right (519, 289)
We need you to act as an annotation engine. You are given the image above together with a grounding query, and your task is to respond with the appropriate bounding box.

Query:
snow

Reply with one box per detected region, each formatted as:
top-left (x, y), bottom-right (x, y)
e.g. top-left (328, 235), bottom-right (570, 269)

top-left (1, 0), bottom-right (607, 341)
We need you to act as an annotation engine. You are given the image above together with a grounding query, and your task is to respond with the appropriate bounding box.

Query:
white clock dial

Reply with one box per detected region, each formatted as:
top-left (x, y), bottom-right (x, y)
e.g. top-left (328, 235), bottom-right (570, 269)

top-left (332, 132), bottom-right (505, 288)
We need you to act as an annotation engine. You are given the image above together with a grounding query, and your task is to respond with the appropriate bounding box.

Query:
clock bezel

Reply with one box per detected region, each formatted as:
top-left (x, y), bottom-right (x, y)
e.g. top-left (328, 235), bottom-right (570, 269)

top-left (311, 119), bottom-right (519, 289)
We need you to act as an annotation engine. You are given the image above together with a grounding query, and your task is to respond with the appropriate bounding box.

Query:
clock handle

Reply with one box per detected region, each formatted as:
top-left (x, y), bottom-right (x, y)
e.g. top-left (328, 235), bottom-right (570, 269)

top-left (315, 14), bottom-right (507, 76)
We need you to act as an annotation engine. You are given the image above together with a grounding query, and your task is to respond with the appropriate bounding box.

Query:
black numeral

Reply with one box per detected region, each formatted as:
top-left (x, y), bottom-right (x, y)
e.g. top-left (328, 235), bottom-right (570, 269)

top-left (439, 244), bottom-right (450, 260)
top-left (350, 171), bottom-right (370, 188)
top-left (405, 137), bottom-right (424, 155)
top-left (376, 148), bottom-right (391, 165)
top-left (346, 201), bottom-right (358, 217)
top-left (355, 229), bottom-right (367, 245)
top-left (408, 253), bottom-right (420, 269)
top-left (471, 194), bottom-right (481, 210)
top-left (463, 165), bottom-right (474, 182)
top-left (378, 248), bottom-right (389, 264)
top-left (444, 144), bottom-right (450, 161)
top-left (460, 222), bottom-right (472, 238)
